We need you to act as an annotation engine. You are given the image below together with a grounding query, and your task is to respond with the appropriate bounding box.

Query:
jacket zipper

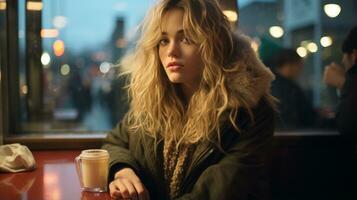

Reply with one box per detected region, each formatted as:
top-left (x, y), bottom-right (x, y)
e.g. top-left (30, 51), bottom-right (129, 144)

top-left (189, 148), bottom-right (214, 173)
top-left (181, 147), bottom-right (215, 193)
top-left (180, 124), bottom-right (231, 193)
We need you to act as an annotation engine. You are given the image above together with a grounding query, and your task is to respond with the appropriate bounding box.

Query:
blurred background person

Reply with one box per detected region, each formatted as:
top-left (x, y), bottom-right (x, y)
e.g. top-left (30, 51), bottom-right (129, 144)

top-left (324, 26), bottom-right (357, 138)
top-left (68, 70), bottom-right (92, 122)
top-left (323, 25), bottom-right (357, 199)
top-left (270, 48), bottom-right (317, 130)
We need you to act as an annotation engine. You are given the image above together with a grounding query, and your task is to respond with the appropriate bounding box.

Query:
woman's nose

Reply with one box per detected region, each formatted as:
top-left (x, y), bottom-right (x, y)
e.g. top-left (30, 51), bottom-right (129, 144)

top-left (168, 41), bottom-right (180, 58)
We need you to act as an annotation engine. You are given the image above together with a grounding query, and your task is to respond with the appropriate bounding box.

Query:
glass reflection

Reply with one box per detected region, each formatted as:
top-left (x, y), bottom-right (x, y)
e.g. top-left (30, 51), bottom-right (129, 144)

top-left (19, 0), bottom-right (156, 132)
top-left (0, 173), bottom-right (37, 199)
top-left (43, 163), bottom-right (78, 200)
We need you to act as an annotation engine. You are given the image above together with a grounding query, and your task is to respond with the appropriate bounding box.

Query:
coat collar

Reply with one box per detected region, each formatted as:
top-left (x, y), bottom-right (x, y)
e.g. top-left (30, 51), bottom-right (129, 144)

top-left (226, 34), bottom-right (275, 108)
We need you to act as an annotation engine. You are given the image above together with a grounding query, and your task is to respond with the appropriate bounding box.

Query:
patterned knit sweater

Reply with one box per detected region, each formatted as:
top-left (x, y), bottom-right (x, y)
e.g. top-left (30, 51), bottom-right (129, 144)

top-left (163, 136), bottom-right (193, 199)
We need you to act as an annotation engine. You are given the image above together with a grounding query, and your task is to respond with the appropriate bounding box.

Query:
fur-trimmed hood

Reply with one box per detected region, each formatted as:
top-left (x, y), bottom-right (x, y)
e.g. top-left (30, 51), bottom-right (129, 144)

top-left (226, 33), bottom-right (275, 108)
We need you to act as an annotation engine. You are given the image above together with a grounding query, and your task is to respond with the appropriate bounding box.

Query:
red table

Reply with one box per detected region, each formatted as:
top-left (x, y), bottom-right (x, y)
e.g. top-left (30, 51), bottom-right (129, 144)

top-left (0, 151), bottom-right (111, 200)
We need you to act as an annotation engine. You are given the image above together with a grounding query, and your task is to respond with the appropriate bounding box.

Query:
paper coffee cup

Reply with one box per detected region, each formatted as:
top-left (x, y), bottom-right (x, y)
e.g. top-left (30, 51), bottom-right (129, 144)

top-left (75, 149), bottom-right (109, 192)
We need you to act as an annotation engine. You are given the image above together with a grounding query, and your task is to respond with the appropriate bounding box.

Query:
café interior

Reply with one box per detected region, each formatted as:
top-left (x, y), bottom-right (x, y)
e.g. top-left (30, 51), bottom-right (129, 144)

top-left (1, 0), bottom-right (357, 199)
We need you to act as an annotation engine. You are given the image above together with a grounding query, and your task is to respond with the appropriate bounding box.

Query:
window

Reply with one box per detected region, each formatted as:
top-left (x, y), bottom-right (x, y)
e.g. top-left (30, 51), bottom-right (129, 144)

top-left (2, 0), bottom-right (353, 148)
top-left (1, 0), bottom-right (157, 148)
top-left (238, 0), bottom-right (357, 131)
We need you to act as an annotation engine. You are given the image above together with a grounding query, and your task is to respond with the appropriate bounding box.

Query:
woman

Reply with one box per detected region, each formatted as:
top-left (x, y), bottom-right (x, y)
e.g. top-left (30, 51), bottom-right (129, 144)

top-left (102, 0), bottom-right (276, 199)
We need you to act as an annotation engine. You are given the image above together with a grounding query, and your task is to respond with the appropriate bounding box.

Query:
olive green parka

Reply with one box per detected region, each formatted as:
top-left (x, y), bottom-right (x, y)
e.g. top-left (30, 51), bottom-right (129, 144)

top-left (102, 34), bottom-right (276, 200)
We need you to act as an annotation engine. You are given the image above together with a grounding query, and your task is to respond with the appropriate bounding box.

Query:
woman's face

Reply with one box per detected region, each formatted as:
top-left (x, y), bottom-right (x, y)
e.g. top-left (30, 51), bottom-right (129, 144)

top-left (158, 8), bottom-right (204, 88)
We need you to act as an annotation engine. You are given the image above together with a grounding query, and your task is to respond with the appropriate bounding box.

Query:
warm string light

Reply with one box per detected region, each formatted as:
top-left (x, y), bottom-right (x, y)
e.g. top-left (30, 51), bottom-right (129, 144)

top-left (296, 47), bottom-right (307, 58)
top-left (53, 40), bottom-right (65, 57)
top-left (320, 36), bottom-right (333, 47)
top-left (41, 29), bottom-right (59, 38)
top-left (60, 64), bottom-right (70, 76)
top-left (307, 42), bottom-right (318, 53)
top-left (27, 1), bottom-right (43, 11)
top-left (324, 4), bottom-right (341, 18)
top-left (41, 52), bottom-right (51, 66)
top-left (0, 1), bottom-right (6, 10)
top-left (269, 26), bottom-right (284, 38)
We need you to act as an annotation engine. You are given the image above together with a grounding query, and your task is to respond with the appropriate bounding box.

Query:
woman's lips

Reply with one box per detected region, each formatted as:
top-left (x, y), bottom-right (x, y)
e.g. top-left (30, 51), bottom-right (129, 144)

top-left (167, 62), bottom-right (183, 71)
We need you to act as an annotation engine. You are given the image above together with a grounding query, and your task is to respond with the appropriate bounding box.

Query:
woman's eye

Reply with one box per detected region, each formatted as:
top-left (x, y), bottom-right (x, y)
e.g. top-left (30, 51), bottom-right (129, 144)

top-left (159, 39), bottom-right (169, 46)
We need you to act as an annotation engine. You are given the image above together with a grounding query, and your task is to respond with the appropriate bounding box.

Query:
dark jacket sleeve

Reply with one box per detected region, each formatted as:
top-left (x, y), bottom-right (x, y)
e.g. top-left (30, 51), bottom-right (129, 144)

top-left (176, 99), bottom-right (275, 200)
top-left (101, 117), bottom-right (142, 183)
top-left (336, 65), bottom-right (357, 137)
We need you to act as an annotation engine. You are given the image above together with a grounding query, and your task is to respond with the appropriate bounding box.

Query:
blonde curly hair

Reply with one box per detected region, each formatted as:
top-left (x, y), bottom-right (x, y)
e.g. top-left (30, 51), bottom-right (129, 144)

top-left (120, 0), bottom-right (274, 147)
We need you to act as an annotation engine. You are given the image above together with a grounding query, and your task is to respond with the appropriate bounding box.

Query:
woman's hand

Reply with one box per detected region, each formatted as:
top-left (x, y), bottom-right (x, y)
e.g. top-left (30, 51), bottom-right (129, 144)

top-left (109, 168), bottom-right (150, 200)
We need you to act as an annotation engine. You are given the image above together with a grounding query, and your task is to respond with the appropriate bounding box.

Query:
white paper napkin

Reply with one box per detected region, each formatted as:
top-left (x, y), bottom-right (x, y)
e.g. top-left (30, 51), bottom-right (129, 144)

top-left (0, 143), bottom-right (36, 173)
